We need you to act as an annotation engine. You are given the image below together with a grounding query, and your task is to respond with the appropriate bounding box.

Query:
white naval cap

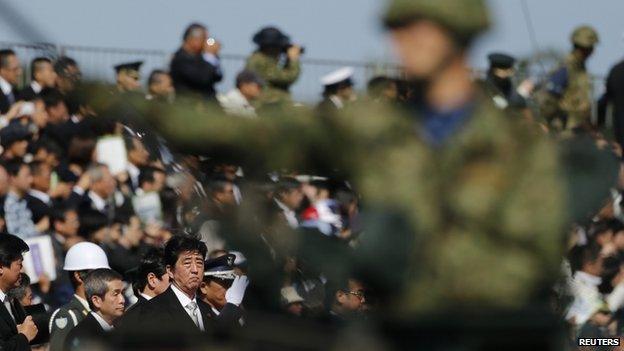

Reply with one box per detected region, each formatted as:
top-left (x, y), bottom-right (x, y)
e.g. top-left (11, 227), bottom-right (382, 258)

top-left (320, 67), bottom-right (355, 86)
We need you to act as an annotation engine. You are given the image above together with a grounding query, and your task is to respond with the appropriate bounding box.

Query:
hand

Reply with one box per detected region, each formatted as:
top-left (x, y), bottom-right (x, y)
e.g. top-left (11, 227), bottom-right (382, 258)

top-left (4, 101), bottom-right (25, 121)
top-left (204, 39), bottom-right (221, 56)
top-left (225, 275), bottom-right (249, 306)
top-left (38, 274), bottom-right (51, 294)
top-left (286, 45), bottom-right (301, 61)
top-left (35, 216), bottom-right (50, 233)
top-left (17, 316), bottom-right (38, 342)
top-left (76, 172), bottom-right (91, 191)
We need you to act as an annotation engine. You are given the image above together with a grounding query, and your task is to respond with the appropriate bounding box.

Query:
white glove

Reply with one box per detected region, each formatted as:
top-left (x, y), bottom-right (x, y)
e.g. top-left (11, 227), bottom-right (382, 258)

top-left (225, 275), bottom-right (249, 306)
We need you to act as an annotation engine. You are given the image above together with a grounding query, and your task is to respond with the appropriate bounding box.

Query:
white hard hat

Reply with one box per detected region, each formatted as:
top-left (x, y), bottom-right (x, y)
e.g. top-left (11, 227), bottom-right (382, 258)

top-left (63, 242), bottom-right (110, 271)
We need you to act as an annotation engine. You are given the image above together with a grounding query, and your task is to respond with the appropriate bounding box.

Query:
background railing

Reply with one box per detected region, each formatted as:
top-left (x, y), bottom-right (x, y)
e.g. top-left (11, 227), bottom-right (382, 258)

top-left (0, 41), bottom-right (402, 103)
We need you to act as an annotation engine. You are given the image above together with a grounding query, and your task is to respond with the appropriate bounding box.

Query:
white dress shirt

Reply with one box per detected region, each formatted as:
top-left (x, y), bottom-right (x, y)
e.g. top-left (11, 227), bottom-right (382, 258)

top-left (275, 199), bottom-right (298, 228)
top-left (566, 271), bottom-right (603, 326)
top-left (91, 312), bottom-right (114, 331)
top-left (30, 81), bottom-right (42, 94)
top-left (170, 284), bottom-right (205, 331)
top-left (217, 89), bottom-right (257, 118)
top-left (140, 293), bottom-right (153, 301)
top-left (29, 189), bottom-right (51, 205)
top-left (127, 163), bottom-right (140, 190)
top-left (0, 76), bottom-right (12, 96)
top-left (88, 191), bottom-right (108, 213)
top-left (0, 289), bottom-right (14, 322)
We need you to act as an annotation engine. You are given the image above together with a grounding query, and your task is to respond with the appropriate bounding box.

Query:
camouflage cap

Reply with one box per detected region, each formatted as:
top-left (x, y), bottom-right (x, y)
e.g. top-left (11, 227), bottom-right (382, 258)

top-left (571, 25), bottom-right (599, 48)
top-left (382, 0), bottom-right (490, 39)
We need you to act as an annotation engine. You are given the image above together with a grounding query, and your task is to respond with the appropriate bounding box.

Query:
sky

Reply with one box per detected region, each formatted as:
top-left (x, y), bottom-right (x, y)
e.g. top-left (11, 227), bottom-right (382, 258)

top-left (1, 0), bottom-right (623, 99)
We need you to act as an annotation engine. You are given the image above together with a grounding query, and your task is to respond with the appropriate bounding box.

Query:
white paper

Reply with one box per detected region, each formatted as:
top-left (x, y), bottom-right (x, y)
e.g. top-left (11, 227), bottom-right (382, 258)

top-left (96, 136), bottom-right (128, 175)
top-left (132, 191), bottom-right (163, 225)
top-left (22, 235), bottom-right (57, 284)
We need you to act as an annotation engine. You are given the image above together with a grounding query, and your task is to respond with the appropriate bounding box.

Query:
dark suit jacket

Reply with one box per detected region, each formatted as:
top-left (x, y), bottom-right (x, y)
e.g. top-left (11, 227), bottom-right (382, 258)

top-left (0, 296), bottom-right (30, 351)
top-left (17, 86), bottom-right (37, 102)
top-left (205, 302), bottom-right (244, 332)
top-left (64, 313), bottom-right (106, 351)
top-left (0, 91), bottom-right (15, 114)
top-left (170, 48), bottom-right (223, 99)
top-left (138, 287), bottom-right (212, 335)
top-left (115, 295), bottom-right (147, 331)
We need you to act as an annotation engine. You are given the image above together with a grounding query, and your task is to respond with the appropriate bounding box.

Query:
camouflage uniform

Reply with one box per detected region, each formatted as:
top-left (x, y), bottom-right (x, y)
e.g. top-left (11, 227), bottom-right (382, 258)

top-left (49, 295), bottom-right (90, 351)
top-left (126, 0), bottom-right (614, 316)
top-left (538, 26), bottom-right (599, 131)
top-left (245, 52), bottom-right (301, 108)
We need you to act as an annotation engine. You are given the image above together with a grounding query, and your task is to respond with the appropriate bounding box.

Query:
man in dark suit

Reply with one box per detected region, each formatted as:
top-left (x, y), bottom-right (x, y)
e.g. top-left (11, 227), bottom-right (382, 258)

top-left (137, 235), bottom-right (212, 336)
top-left (0, 49), bottom-right (22, 115)
top-left (116, 248), bottom-right (169, 329)
top-left (170, 23), bottom-right (223, 100)
top-left (64, 268), bottom-right (124, 351)
top-left (0, 233), bottom-right (38, 350)
top-left (18, 57), bottom-right (57, 101)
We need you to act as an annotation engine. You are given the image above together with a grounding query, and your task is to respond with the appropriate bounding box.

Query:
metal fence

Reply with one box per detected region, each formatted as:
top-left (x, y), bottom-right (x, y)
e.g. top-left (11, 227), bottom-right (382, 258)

top-left (0, 41), bottom-right (401, 103)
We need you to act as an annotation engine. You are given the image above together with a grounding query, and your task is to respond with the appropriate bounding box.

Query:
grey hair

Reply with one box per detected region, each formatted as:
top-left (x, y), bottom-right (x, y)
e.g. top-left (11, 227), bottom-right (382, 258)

top-left (84, 268), bottom-right (122, 311)
top-left (86, 163), bottom-right (108, 183)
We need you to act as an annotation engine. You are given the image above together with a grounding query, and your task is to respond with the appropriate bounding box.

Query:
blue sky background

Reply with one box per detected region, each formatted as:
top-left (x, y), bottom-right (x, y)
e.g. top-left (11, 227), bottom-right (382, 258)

top-left (1, 0), bottom-right (623, 99)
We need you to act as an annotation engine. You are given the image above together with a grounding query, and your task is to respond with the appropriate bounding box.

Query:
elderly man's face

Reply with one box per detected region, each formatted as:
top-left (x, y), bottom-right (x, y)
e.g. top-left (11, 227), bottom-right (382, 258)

top-left (92, 279), bottom-right (125, 320)
top-left (169, 250), bottom-right (204, 297)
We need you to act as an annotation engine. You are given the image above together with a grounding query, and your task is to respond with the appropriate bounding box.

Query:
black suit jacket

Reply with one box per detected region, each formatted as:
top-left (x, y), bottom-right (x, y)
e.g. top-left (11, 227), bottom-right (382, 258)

top-left (17, 86), bottom-right (37, 102)
top-left (0, 296), bottom-right (30, 351)
top-left (64, 313), bottom-right (106, 351)
top-left (170, 48), bottom-right (222, 99)
top-left (138, 287), bottom-right (212, 335)
top-left (115, 295), bottom-right (147, 332)
top-left (0, 91), bottom-right (14, 114)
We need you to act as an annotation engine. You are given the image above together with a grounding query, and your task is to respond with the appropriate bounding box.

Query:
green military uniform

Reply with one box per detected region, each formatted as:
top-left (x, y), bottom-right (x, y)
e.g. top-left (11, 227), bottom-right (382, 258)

top-left (245, 51), bottom-right (301, 108)
top-left (49, 295), bottom-right (90, 351)
top-left (538, 26), bottom-right (599, 131)
top-left (96, 0), bottom-right (614, 319)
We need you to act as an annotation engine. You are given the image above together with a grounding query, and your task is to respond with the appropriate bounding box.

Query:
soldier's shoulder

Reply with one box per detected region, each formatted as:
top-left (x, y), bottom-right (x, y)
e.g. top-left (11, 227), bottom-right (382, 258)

top-left (50, 306), bottom-right (79, 332)
top-left (246, 52), bottom-right (269, 66)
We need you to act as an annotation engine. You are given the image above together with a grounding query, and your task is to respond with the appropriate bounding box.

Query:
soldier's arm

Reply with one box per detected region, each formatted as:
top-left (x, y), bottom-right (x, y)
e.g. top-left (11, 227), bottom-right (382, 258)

top-left (249, 55), bottom-right (301, 86)
top-left (49, 309), bottom-right (78, 351)
top-left (142, 101), bottom-right (350, 175)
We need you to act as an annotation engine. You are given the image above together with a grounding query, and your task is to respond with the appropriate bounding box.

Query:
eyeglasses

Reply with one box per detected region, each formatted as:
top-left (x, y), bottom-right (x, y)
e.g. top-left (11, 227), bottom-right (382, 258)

top-left (346, 290), bottom-right (364, 300)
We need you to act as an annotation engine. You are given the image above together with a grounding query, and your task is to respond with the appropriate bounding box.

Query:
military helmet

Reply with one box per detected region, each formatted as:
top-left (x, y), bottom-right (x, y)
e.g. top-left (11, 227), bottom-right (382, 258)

top-left (382, 0), bottom-right (490, 39)
top-left (571, 25), bottom-right (599, 48)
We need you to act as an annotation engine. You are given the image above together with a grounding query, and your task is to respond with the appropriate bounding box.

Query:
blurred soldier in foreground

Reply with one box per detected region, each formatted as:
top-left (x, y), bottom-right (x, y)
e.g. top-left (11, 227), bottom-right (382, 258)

top-left (246, 26), bottom-right (302, 110)
top-left (538, 25), bottom-right (599, 132)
